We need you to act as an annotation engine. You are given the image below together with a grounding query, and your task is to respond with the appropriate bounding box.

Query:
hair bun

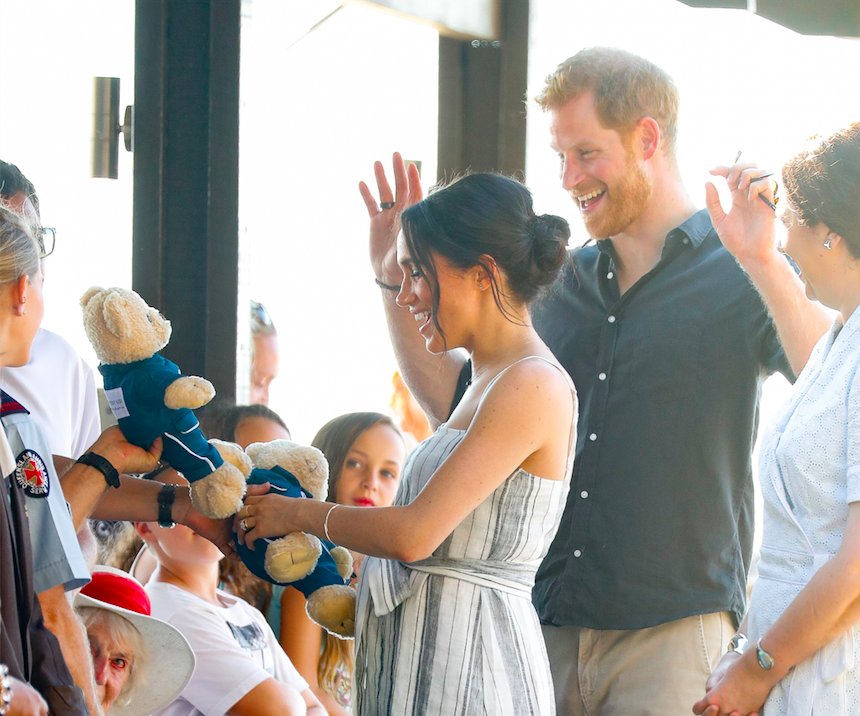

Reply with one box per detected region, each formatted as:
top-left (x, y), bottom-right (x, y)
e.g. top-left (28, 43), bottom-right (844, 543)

top-left (530, 213), bottom-right (570, 279)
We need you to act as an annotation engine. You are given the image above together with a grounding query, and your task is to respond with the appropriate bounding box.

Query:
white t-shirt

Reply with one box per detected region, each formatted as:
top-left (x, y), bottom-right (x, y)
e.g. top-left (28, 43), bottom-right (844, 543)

top-left (0, 328), bottom-right (101, 458)
top-left (147, 581), bottom-right (309, 716)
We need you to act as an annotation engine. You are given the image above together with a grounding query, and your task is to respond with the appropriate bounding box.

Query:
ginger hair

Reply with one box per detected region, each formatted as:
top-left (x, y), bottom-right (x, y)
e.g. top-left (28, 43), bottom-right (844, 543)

top-left (535, 47), bottom-right (680, 157)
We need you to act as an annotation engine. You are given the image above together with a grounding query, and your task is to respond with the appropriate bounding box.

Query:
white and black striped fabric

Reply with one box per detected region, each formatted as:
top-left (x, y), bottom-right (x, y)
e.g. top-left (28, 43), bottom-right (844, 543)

top-left (355, 357), bottom-right (577, 715)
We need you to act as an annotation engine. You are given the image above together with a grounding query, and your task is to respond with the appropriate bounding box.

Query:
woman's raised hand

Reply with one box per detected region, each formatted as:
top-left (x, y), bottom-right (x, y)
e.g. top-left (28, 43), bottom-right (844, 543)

top-left (359, 152), bottom-right (423, 286)
top-left (705, 162), bottom-right (781, 268)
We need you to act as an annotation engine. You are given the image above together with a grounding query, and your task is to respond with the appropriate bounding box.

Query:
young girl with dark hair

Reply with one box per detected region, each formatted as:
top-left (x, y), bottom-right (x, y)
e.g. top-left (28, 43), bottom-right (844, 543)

top-left (237, 168), bottom-right (578, 715)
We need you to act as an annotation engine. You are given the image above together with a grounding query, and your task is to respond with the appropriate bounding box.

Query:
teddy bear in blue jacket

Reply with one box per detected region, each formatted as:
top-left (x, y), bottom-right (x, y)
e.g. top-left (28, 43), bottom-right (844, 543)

top-left (81, 287), bottom-right (247, 518)
top-left (231, 439), bottom-right (356, 639)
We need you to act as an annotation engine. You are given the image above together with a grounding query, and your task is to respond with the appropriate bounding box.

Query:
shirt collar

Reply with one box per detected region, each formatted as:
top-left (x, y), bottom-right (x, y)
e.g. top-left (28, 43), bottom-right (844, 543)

top-left (672, 209), bottom-right (712, 248)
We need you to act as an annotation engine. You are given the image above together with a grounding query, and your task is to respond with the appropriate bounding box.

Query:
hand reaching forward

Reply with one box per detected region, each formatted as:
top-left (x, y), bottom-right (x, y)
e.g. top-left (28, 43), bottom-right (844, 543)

top-left (705, 162), bottom-right (781, 269)
top-left (359, 152), bottom-right (423, 286)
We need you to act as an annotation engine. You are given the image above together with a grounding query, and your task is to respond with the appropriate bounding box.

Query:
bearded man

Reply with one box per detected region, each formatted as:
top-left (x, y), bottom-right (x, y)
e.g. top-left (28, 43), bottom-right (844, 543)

top-left (365, 48), bottom-right (831, 714)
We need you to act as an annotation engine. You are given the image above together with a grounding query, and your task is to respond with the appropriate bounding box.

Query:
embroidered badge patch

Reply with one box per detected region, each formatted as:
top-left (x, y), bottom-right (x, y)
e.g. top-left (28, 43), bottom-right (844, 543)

top-left (15, 450), bottom-right (49, 497)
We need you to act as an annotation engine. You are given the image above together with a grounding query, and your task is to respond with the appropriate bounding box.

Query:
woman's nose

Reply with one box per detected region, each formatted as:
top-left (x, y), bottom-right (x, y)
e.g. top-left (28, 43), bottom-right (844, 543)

top-left (93, 656), bottom-right (109, 684)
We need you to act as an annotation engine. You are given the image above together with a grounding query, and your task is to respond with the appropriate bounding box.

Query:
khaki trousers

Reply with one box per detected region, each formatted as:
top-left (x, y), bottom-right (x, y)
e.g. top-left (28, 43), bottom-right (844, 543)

top-left (542, 611), bottom-right (734, 716)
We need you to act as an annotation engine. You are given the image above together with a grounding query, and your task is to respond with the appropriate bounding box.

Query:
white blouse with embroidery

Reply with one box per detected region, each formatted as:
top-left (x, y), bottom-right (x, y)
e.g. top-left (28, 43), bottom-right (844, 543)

top-left (750, 309), bottom-right (860, 715)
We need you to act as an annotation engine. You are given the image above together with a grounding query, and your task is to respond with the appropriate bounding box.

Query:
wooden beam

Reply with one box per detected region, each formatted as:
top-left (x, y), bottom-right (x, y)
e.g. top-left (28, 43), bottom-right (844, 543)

top-left (133, 0), bottom-right (241, 402)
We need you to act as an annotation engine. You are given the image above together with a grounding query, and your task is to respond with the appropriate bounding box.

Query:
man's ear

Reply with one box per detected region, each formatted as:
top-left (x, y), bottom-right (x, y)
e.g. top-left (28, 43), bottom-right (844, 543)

top-left (636, 117), bottom-right (661, 161)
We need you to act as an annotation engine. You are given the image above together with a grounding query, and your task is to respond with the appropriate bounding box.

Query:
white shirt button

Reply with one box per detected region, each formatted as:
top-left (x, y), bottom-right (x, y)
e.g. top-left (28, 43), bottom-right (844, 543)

top-left (607, 271), bottom-right (614, 279)
top-left (682, 237), bottom-right (690, 244)
top-left (574, 549), bottom-right (582, 557)
top-left (598, 372), bottom-right (607, 381)
top-left (607, 315), bottom-right (616, 323)
top-left (581, 491), bottom-right (588, 499)
top-left (589, 433), bottom-right (597, 441)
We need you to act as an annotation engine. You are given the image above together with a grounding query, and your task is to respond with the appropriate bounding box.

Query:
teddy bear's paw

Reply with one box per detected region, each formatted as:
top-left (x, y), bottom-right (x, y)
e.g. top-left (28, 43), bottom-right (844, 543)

top-left (265, 533), bottom-right (323, 583)
top-left (306, 585), bottom-right (356, 639)
top-left (209, 439), bottom-right (253, 477)
top-left (330, 546), bottom-right (354, 581)
top-left (189, 464), bottom-right (247, 519)
top-left (164, 376), bottom-right (216, 410)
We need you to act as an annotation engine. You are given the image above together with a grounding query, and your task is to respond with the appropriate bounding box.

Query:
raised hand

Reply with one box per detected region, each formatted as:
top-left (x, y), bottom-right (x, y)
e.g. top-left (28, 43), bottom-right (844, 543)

top-left (705, 162), bottom-right (780, 269)
top-left (359, 152), bottom-right (423, 286)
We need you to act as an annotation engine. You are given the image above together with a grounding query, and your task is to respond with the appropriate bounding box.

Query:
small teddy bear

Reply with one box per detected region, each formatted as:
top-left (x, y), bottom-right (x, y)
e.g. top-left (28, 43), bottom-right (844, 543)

top-left (81, 287), bottom-right (247, 519)
top-left (232, 439), bottom-right (357, 639)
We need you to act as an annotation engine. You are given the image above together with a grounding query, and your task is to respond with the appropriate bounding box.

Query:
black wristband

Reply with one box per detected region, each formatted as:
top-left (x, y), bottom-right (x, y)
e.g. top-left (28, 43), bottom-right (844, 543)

top-left (76, 452), bottom-right (120, 489)
top-left (157, 483), bottom-right (177, 529)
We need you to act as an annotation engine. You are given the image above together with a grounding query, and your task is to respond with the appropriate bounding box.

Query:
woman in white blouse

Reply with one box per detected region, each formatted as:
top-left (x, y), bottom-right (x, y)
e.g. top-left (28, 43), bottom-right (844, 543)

top-left (694, 124), bottom-right (860, 716)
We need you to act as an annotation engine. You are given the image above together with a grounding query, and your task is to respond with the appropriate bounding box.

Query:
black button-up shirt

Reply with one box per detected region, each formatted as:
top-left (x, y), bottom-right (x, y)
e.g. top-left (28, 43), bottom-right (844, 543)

top-left (452, 210), bottom-right (792, 631)
top-left (533, 209), bottom-right (792, 629)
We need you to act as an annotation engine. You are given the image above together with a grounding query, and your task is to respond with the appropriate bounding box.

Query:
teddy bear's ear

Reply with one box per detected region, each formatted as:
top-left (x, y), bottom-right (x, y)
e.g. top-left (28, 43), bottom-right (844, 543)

top-left (80, 287), bottom-right (104, 308)
top-left (101, 291), bottom-right (135, 339)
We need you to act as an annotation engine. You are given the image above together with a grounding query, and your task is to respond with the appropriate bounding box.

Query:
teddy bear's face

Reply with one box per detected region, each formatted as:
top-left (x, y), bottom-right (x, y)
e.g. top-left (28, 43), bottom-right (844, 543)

top-left (246, 440), bottom-right (329, 501)
top-left (81, 287), bottom-right (172, 365)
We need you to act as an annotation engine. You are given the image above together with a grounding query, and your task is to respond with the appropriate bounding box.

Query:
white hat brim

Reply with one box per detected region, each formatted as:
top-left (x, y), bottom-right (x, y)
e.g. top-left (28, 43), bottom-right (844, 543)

top-left (74, 591), bottom-right (196, 716)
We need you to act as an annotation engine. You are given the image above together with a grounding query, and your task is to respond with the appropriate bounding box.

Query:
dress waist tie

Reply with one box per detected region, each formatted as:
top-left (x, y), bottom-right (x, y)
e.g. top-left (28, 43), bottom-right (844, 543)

top-left (364, 556), bottom-right (535, 618)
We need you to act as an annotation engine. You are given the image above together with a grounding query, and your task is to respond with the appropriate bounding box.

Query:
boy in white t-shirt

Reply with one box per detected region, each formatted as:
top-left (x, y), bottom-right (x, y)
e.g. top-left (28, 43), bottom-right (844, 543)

top-left (135, 472), bottom-right (325, 716)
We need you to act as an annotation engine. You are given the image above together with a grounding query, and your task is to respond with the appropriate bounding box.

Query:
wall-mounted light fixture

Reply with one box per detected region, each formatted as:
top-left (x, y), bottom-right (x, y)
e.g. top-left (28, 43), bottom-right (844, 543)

top-left (91, 77), bottom-right (133, 179)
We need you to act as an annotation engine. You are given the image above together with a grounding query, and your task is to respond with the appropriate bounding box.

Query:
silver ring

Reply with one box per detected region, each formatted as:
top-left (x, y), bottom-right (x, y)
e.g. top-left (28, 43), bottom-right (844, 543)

top-left (239, 518), bottom-right (248, 532)
top-left (380, 201), bottom-right (395, 210)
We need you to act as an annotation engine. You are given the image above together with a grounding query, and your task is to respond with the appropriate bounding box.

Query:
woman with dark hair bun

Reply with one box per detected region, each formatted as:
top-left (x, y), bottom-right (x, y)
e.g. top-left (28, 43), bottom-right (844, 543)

top-left (237, 165), bottom-right (578, 714)
top-left (696, 124), bottom-right (860, 716)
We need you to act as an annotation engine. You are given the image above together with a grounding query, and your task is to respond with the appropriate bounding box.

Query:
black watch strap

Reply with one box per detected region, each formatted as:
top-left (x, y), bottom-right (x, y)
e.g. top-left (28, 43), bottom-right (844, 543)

top-left (76, 452), bottom-right (120, 489)
top-left (158, 483), bottom-right (177, 528)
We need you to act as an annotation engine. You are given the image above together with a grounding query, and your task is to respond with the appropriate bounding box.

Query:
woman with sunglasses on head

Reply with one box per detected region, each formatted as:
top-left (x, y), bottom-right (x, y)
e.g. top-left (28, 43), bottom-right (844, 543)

top-left (694, 124), bottom-right (860, 716)
top-left (237, 162), bottom-right (577, 715)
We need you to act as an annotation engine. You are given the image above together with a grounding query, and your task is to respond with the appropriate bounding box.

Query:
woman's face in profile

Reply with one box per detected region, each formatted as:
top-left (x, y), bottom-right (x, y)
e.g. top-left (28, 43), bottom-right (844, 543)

top-left (335, 422), bottom-right (405, 508)
top-left (396, 233), bottom-right (475, 355)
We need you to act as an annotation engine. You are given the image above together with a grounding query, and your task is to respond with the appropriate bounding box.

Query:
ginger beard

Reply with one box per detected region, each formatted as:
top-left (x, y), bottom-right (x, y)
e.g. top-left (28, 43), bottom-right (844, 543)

top-left (574, 146), bottom-right (652, 239)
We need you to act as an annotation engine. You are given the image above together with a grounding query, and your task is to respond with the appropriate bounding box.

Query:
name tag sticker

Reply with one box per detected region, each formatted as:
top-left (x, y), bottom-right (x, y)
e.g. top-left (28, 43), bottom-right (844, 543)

top-left (105, 387), bottom-right (130, 419)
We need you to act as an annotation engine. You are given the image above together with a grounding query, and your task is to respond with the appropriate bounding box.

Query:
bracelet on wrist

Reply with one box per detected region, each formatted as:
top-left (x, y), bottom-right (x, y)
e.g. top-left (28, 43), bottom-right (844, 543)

top-left (157, 483), bottom-right (177, 529)
top-left (727, 631), bottom-right (748, 655)
top-left (76, 452), bottom-right (121, 489)
top-left (0, 663), bottom-right (13, 716)
top-left (324, 503), bottom-right (340, 543)
top-left (756, 637), bottom-right (775, 670)
top-left (374, 277), bottom-right (400, 292)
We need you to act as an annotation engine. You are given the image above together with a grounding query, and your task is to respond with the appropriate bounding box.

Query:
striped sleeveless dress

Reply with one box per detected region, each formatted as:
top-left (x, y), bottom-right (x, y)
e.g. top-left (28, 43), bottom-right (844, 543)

top-left (354, 357), bottom-right (577, 715)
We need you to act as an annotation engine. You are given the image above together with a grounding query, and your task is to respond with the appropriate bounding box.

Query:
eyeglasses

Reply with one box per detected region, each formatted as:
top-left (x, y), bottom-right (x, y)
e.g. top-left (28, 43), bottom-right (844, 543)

top-left (36, 227), bottom-right (56, 258)
top-left (251, 300), bottom-right (273, 327)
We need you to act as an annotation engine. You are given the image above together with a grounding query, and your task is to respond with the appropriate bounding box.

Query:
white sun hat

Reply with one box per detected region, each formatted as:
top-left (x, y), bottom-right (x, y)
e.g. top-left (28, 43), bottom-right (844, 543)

top-left (74, 565), bottom-right (196, 716)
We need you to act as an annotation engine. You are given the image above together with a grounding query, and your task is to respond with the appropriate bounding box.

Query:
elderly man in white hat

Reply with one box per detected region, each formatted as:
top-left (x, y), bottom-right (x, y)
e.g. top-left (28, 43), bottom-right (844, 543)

top-left (74, 567), bottom-right (195, 716)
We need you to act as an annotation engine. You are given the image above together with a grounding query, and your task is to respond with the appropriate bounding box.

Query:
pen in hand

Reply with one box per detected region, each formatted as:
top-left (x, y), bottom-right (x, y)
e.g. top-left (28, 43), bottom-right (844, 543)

top-left (733, 153), bottom-right (777, 212)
